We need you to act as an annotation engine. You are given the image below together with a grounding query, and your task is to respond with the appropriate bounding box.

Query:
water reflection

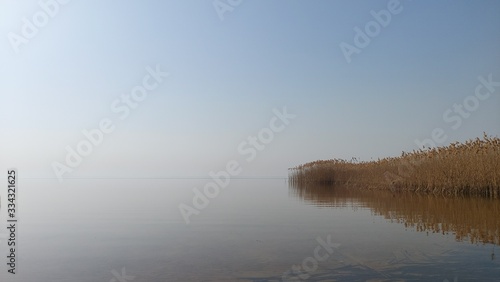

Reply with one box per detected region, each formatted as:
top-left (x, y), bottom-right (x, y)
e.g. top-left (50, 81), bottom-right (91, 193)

top-left (289, 182), bottom-right (500, 246)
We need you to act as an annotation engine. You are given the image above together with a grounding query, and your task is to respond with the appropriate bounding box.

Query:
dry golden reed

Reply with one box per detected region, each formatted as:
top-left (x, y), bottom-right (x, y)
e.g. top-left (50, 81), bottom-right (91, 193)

top-left (289, 133), bottom-right (500, 198)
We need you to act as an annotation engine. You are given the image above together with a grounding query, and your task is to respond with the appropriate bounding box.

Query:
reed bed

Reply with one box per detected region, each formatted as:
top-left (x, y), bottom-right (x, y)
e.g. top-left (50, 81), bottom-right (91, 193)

top-left (289, 133), bottom-right (500, 198)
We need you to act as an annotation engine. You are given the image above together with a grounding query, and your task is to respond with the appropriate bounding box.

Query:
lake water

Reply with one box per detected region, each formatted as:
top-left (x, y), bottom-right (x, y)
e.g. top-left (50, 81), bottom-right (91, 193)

top-left (1, 179), bottom-right (499, 281)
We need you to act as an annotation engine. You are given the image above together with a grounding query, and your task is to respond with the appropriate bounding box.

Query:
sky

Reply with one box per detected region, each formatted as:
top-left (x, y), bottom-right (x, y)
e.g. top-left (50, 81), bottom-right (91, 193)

top-left (1, 0), bottom-right (499, 180)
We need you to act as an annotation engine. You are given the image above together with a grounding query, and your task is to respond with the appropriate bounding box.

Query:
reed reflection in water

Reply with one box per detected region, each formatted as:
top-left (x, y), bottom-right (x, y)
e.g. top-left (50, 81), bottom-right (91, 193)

top-left (289, 182), bottom-right (500, 246)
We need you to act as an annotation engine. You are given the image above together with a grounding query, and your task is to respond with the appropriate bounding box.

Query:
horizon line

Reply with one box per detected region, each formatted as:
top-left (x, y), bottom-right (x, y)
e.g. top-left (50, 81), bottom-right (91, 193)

top-left (19, 176), bottom-right (289, 180)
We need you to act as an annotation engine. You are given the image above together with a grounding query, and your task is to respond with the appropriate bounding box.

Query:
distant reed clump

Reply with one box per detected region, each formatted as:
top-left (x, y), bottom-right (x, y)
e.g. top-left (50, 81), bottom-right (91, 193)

top-left (289, 133), bottom-right (500, 198)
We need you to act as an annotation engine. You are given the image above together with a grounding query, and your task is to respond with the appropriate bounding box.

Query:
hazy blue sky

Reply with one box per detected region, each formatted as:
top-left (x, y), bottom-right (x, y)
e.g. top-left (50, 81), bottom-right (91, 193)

top-left (1, 0), bottom-right (499, 180)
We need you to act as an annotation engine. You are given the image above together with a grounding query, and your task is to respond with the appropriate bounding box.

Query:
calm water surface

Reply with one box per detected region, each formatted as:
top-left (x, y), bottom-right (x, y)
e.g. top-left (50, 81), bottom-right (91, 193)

top-left (1, 179), bottom-right (499, 281)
